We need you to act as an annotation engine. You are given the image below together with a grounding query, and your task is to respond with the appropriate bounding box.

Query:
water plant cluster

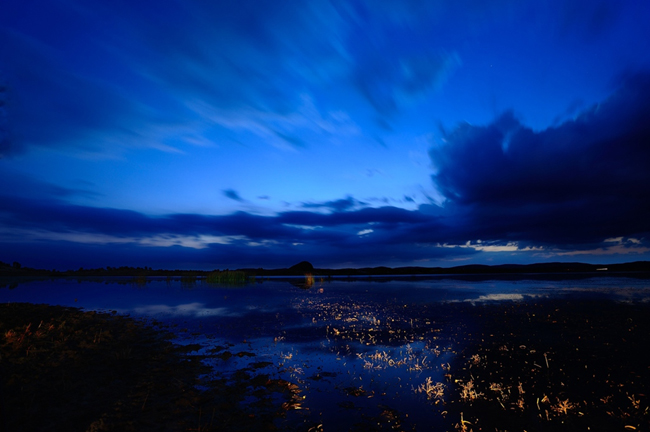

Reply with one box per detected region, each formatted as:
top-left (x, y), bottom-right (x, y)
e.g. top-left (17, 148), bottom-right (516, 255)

top-left (206, 270), bottom-right (253, 285)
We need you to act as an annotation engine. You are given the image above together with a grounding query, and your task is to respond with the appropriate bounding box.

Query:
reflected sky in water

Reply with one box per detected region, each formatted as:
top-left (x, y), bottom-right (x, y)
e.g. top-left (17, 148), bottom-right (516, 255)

top-left (2, 275), bottom-right (650, 320)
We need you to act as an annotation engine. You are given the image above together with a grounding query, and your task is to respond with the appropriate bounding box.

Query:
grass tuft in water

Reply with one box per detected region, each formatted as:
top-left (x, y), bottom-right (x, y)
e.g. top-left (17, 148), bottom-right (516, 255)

top-left (206, 270), bottom-right (252, 285)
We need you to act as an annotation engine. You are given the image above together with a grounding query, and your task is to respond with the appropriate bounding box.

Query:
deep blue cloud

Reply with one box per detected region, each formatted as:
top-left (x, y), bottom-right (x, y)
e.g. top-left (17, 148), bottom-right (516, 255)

top-left (0, 192), bottom-right (474, 270)
top-left (430, 72), bottom-right (650, 246)
top-left (0, 194), bottom-right (434, 243)
top-left (3, 234), bottom-right (476, 271)
top-left (301, 196), bottom-right (364, 212)
top-left (223, 189), bottom-right (244, 202)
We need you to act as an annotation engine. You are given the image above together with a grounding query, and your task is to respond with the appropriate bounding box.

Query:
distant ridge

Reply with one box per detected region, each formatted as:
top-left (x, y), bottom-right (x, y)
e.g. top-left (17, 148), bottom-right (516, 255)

top-left (1, 259), bottom-right (649, 277)
top-left (293, 261), bottom-right (650, 277)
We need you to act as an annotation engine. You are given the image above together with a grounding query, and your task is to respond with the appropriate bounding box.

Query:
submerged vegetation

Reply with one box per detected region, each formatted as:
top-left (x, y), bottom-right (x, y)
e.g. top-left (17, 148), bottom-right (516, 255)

top-left (440, 300), bottom-right (650, 431)
top-left (288, 293), bottom-right (650, 431)
top-left (206, 270), bottom-right (253, 285)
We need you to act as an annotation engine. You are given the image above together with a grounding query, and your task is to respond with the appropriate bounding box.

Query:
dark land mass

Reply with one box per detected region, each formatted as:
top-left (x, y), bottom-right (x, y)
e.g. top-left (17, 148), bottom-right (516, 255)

top-left (0, 303), bottom-right (299, 432)
top-left (2, 259), bottom-right (650, 278)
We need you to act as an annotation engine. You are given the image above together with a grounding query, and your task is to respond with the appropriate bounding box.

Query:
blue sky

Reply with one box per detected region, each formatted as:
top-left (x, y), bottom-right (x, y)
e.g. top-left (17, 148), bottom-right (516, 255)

top-left (1, 0), bottom-right (650, 270)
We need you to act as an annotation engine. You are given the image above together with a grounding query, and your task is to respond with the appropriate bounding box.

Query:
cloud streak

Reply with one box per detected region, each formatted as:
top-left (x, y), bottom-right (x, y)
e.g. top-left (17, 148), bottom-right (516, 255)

top-left (0, 0), bottom-right (464, 157)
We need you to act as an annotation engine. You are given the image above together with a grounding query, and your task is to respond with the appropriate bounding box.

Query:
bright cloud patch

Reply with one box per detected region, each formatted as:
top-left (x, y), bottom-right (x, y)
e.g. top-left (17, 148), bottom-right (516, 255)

top-left (4, 229), bottom-right (247, 250)
top-left (439, 241), bottom-right (544, 253)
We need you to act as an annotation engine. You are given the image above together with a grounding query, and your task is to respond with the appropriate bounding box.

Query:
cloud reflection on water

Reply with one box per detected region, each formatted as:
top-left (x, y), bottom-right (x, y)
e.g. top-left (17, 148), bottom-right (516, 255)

top-left (446, 293), bottom-right (547, 304)
top-left (129, 302), bottom-right (239, 318)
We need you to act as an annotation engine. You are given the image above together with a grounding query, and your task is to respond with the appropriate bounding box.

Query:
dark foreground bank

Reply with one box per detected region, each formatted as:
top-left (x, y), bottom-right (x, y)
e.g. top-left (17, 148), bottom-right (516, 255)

top-left (0, 303), bottom-right (299, 432)
top-left (0, 303), bottom-right (211, 431)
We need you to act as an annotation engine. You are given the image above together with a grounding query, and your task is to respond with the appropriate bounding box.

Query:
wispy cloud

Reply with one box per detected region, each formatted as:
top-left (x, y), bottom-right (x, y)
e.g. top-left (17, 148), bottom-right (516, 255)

top-left (0, 0), bottom-right (466, 157)
top-left (192, 94), bottom-right (359, 150)
top-left (0, 1), bottom-right (357, 156)
top-left (353, 48), bottom-right (461, 118)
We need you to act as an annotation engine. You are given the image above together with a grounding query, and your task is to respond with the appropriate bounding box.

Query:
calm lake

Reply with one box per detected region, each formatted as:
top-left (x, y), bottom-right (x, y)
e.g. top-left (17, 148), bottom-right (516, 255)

top-left (3, 273), bottom-right (650, 430)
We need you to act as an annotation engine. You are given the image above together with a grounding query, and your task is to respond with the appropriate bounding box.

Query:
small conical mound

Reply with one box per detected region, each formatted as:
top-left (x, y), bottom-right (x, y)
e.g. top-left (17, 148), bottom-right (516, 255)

top-left (288, 261), bottom-right (314, 273)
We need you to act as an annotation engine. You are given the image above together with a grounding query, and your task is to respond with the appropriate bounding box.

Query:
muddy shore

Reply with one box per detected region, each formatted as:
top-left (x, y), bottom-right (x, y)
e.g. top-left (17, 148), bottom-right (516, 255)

top-left (0, 303), bottom-right (297, 431)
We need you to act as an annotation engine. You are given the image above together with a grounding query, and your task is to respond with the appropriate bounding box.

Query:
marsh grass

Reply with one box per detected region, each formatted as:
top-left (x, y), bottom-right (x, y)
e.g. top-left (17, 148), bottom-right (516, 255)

top-left (206, 270), bottom-right (252, 285)
top-left (416, 377), bottom-right (446, 403)
top-left (0, 303), bottom-right (210, 431)
top-left (355, 343), bottom-right (430, 372)
top-left (131, 274), bottom-right (149, 286)
top-left (1, 303), bottom-right (299, 432)
top-left (442, 299), bottom-right (650, 431)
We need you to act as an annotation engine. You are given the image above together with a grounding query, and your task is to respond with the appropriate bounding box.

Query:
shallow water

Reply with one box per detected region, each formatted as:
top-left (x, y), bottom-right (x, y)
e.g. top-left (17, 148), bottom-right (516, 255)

top-left (3, 273), bottom-right (650, 430)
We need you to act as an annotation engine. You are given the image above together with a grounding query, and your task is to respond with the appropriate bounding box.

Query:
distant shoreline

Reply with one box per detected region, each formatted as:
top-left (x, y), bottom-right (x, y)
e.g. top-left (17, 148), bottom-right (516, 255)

top-left (2, 259), bottom-right (649, 278)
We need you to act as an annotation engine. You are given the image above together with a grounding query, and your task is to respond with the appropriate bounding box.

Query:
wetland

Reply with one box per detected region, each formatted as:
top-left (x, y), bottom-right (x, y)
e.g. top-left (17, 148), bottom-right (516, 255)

top-left (2, 274), bottom-right (650, 431)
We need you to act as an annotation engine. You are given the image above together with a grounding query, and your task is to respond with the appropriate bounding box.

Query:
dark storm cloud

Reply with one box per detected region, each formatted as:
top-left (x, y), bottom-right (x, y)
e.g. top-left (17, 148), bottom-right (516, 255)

top-left (429, 72), bottom-right (650, 246)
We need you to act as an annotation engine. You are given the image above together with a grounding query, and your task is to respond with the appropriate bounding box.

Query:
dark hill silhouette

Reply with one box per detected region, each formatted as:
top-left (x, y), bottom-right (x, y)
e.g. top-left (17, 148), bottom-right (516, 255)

top-left (288, 261), bottom-right (314, 274)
